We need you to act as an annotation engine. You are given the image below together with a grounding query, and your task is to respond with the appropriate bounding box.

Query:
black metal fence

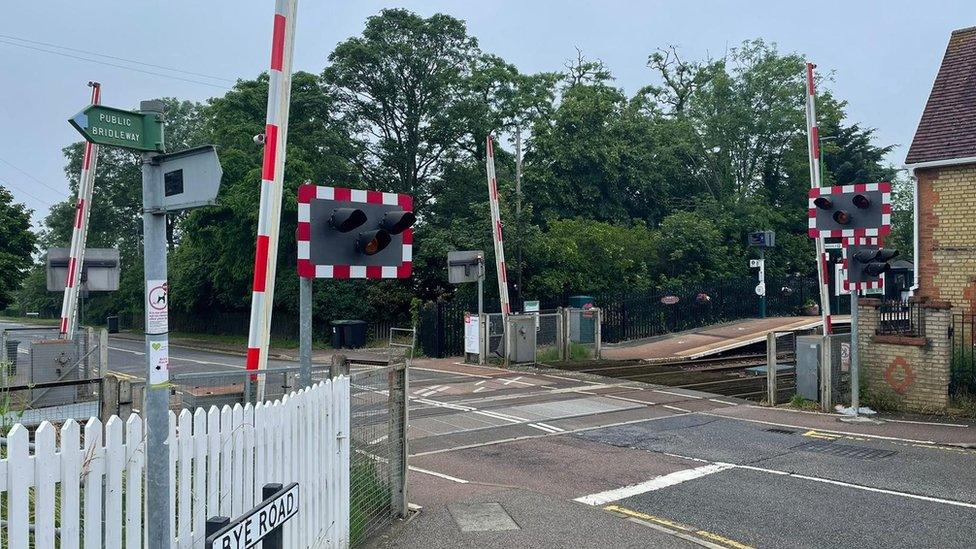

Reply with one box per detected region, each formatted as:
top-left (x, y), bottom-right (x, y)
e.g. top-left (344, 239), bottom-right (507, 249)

top-left (877, 300), bottom-right (925, 337)
top-left (417, 276), bottom-right (823, 358)
top-left (950, 313), bottom-right (976, 395)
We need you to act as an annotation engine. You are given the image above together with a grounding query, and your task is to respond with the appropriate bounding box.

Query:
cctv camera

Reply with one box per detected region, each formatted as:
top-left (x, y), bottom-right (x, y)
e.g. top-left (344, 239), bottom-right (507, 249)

top-left (253, 133), bottom-right (266, 146)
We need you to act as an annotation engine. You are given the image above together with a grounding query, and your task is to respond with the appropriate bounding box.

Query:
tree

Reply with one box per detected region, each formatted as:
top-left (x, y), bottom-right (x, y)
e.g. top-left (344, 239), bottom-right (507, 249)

top-left (0, 186), bottom-right (36, 310)
top-left (323, 9), bottom-right (480, 203)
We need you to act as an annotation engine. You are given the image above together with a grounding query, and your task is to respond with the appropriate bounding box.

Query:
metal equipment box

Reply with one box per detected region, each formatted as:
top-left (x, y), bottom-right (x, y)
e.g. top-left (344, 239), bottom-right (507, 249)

top-left (29, 339), bottom-right (81, 408)
top-left (509, 315), bottom-right (537, 364)
top-left (795, 334), bottom-right (851, 405)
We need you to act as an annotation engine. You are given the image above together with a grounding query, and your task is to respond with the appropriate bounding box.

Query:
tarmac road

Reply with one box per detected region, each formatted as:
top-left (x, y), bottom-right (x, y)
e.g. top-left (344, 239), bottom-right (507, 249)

top-left (369, 360), bottom-right (976, 549)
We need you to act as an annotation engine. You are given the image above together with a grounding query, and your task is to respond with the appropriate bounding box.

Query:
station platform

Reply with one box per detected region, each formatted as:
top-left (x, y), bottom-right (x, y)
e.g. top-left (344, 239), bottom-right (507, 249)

top-left (602, 315), bottom-right (850, 362)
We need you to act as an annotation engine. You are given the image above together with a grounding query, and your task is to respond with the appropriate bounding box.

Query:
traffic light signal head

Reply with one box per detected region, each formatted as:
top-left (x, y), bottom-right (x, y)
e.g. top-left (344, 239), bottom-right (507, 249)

top-left (842, 237), bottom-right (898, 291)
top-left (297, 185), bottom-right (415, 279)
top-left (809, 182), bottom-right (891, 238)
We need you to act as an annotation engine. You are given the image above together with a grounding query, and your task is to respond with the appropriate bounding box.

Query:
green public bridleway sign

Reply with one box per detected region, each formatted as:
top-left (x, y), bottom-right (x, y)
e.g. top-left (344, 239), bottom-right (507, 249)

top-left (69, 104), bottom-right (165, 152)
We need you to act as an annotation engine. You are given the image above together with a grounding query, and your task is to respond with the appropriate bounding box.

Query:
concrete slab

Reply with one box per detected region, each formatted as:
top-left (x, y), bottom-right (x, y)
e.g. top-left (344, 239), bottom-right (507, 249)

top-left (448, 503), bottom-right (520, 532)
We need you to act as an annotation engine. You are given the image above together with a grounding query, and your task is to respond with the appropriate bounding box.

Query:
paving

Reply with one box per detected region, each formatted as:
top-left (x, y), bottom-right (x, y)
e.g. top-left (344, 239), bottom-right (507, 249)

top-left (602, 315), bottom-right (851, 361)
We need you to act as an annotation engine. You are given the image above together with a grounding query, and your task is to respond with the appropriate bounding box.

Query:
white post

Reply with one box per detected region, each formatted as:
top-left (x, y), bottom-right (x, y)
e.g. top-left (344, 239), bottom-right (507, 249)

top-left (60, 82), bottom-right (101, 339)
top-left (485, 135), bottom-right (512, 360)
top-left (805, 62), bottom-right (835, 408)
top-left (246, 0), bottom-right (299, 400)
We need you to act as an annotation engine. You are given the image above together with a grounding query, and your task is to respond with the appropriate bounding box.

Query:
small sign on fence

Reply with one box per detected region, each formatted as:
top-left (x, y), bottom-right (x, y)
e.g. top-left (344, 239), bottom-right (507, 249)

top-left (206, 482), bottom-right (300, 549)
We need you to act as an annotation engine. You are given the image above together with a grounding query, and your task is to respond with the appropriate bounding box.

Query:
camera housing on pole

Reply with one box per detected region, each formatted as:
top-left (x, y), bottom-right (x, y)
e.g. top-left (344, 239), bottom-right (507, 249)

top-left (296, 184), bottom-right (414, 279)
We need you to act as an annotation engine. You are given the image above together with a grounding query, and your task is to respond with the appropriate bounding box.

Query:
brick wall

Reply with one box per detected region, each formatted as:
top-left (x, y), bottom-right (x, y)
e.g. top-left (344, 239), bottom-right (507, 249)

top-left (915, 163), bottom-right (976, 311)
top-left (857, 298), bottom-right (951, 412)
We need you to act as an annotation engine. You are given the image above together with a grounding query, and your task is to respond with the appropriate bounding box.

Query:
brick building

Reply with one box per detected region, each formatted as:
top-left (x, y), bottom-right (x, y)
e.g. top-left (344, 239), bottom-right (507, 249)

top-left (905, 26), bottom-right (976, 310)
top-left (856, 26), bottom-right (976, 412)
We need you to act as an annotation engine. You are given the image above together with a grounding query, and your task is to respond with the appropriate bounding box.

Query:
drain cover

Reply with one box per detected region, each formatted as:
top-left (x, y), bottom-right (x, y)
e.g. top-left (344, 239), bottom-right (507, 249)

top-left (448, 502), bottom-right (520, 532)
top-left (792, 440), bottom-right (896, 460)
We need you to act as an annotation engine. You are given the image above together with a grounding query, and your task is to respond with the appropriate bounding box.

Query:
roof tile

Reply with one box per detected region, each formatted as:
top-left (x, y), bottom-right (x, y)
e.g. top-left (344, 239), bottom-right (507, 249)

top-left (906, 26), bottom-right (976, 165)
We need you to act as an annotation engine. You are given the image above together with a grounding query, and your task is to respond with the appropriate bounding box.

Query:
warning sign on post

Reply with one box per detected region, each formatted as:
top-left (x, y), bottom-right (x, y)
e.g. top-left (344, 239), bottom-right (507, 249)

top-left (148, 340), bottom-right (169, 385)
top-left (464, 313), bottom-right (480, 355)
top-left (146, 279), bottom-right (168, 334)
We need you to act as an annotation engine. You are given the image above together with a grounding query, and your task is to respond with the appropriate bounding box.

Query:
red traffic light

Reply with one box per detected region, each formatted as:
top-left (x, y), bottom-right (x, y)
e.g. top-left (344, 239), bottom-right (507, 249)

top-left (852, 194), bottom-right (871, 209)
top-left (832, 210), bottom-right (851, 225)
top-left (329, 208), bottom-right (367, 233)
top-left (814, 196), bottom-right (833, 209)
top-left (381, 210), bottom-right (416, 235)
top-left (356, 229), bottom-right (391, 255)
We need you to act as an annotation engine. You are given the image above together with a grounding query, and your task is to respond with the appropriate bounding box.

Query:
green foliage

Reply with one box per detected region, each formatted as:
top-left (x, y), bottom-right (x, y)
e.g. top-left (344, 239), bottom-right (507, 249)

top-left (8, 9), bottom-right (904, 332)
top-left (0, 186), bottom-right (36, 310)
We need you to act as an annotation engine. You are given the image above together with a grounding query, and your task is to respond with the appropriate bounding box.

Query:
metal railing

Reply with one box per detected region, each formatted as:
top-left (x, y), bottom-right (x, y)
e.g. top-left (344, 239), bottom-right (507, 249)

top-left (877, 300), bottom-right (925, 337)
top-left (950, 313), bottom-right (976, 395)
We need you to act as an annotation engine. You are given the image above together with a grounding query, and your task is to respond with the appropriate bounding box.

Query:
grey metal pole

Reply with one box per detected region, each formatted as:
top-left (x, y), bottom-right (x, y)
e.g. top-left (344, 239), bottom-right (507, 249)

top-left (850, 290), bottom-right (860, 415)
top-left (766, 331), bottom-right (777, 405)
top-left (140, 100), bottom-right (170, 549)
top-left (478, 261), bottom-right (484, 365)
top-left (299, 276), bottom-right (312, 388)
top-left (759, 248), bottom-right (767, 318)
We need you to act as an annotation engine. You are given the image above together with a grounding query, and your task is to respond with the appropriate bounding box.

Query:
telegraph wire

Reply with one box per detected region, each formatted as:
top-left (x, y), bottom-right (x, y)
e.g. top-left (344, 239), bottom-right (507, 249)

top-left (0, 39), bottom-right (233, 90)
top-left (0, 176), bottom-right (56, 208)
top-left (0, 155), bottom-right (66, 197)
top-left (0, 33), bottom-right (237, 84)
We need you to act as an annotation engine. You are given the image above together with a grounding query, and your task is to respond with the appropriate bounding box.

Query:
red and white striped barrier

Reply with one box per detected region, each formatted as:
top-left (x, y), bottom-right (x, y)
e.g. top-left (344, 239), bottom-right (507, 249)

top-left (59, 82), bottom-right (101, 338)
top-left (804, 62), bottom-right (833, 334)
top-left (485, 135), bottom-right (511, 316)
top-left (246, 0), bottom-right (298, 394)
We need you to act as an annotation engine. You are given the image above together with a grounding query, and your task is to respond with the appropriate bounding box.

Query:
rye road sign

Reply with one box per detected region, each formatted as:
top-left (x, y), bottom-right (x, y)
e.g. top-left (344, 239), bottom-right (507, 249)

top-left (69, 104), bottom-right (164, 152)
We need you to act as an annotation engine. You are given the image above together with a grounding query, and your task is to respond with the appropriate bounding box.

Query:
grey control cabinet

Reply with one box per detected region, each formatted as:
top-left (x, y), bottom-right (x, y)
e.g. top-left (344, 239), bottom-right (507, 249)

top-left (795, 334), bottom-right (851, 404)
top-left (509, 315), bottom-right (537, 364)
top-left (29, 339), bottom-right (80, 408)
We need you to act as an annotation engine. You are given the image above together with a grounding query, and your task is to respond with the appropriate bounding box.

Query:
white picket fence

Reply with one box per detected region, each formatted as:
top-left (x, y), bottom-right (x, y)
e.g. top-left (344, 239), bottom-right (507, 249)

top-left (0, 376), bottom-right (350, 548)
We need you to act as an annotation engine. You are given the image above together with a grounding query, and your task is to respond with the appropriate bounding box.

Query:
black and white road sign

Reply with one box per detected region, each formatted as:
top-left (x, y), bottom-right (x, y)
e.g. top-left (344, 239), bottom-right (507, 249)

top-left (207, 483), bottom-right (299, 549)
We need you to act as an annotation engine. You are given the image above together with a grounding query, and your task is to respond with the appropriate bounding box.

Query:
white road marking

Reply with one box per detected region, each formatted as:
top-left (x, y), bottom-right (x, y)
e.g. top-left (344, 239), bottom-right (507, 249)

top-left (660, 451), bottom-right (976, 510)
top-left (708, 398), bottom-right (739, 406)
top-left (475, 380), bottom-right (487, 385)
top-left (534, 422), bottom-right (564, 433)
top-left (653, 389), bottom-right (704, 400)
top-left (701, 412), bottom-right (945, 445)
top-left (412, 412), bottom-right (693, 457)
top-left (110, 346), bottom-right (144, 356)
top-left (574, 463), bottom-right (735, 506)
top-left (529, 423), bottom-right (562, 434)
top-left (472, 387), bottom-right (488, 393)
top-left (408, 466), bottom-right (469, 484)
top-left (736, 464), bottom-right (976, 510)
top-left (501, 376), bottom-right (533, 386)
top-left (663, 405), bottom-right (691, 413)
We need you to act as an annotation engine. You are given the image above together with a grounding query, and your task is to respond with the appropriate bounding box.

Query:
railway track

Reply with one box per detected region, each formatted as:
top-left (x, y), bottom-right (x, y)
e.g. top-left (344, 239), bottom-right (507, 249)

top-left (554, 352), bottom-right (798, 402)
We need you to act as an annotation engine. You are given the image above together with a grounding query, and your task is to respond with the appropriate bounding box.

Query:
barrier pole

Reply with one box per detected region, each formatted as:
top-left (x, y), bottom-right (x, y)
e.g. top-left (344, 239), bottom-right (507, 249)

top-left (485, 135), bottom-right (512, 359)
top-left (60, 82), bottom-right (101, 338)
top-left (246, 0), bottom-right (299, 400)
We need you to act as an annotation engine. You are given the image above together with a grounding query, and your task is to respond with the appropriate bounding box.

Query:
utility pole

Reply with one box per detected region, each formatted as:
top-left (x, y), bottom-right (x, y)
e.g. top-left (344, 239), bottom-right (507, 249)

top-left (139, 99), bottom-right (170, 548)
top-left (515, 125), bottom-right (523, 308)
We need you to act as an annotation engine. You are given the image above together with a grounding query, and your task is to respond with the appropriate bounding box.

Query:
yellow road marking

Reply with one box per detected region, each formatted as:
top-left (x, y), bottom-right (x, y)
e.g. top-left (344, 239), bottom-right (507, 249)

top-left (604, 505), bottom-right (755, 549)
top-left (803, 429), bottom-right (866, 442)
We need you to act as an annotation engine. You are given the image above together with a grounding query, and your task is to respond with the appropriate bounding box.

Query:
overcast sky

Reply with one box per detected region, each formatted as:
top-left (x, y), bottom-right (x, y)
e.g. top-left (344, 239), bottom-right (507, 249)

top-left (1, 1), bottom-right (971, 226)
